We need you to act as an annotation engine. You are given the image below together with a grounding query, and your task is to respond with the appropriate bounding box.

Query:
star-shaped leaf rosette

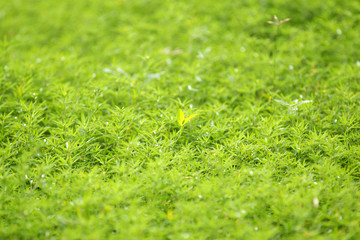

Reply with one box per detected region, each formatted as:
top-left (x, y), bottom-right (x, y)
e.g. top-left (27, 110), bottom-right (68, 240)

top-left (267, 15), bottom-right (291, 26)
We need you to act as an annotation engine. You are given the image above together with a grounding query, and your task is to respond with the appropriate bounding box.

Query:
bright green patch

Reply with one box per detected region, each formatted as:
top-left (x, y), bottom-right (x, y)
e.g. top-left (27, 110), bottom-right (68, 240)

top-left (1, 0), bottom-right (360, 239)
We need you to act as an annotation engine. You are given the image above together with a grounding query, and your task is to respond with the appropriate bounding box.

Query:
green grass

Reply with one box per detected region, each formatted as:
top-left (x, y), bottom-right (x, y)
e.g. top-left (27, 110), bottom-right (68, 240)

top-left (1, 0), bottom-right (360, 239)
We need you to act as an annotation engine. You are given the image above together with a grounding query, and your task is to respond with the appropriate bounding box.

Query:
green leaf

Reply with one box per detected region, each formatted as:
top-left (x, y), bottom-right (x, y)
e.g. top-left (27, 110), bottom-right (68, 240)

top-left (184, 114), bottom-right (197, 124)
top-left (177, 109), bottom-right (185, 126)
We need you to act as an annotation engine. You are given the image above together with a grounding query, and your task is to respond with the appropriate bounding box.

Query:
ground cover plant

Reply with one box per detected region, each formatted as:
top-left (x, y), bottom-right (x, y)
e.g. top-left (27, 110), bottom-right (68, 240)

top-left (1, 0), bottom-right (360, 239)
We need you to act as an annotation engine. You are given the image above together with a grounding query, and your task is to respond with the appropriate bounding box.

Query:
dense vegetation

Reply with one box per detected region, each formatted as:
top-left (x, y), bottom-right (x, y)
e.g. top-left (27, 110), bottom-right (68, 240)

top-left (1, 0), bottom-right (360, 239)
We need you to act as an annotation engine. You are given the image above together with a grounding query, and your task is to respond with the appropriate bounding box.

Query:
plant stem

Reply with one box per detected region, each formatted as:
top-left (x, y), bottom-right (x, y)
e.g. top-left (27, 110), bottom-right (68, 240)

top-left (170, 126), bottom-right (184, 148)
top-left (274, 25), bottom-right (280, 80)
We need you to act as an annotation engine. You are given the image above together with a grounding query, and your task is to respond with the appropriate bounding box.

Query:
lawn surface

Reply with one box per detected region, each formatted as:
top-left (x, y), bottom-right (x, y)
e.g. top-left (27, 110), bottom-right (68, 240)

top-left (1, 0), bottom-right (360, 239)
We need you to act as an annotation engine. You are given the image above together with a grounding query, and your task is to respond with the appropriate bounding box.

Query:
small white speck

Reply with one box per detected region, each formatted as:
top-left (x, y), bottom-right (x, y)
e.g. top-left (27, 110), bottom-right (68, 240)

top-left (25, 175), bottom-right (28, 179)
top-left (33, 92), bottom-right (36, 96)
top-left (159, 149), bottom-right (162, 153)
top-left (171, 116), bottom-right (173, 120)
top-left (197, 51), bottom-right (204, 59)
top-left (23, 123), bottom-right (26, 127)
top-left (314, 182), bottom-right (318, 185)
top-left (234, 68), bottom-right (238, 72)
top-left (36, 58), bottom-right (42, 63)
top-left (300, 94), bottom-right (303, 99)
top-left (92, 73), bottom-right (96, 78)
top-left (147, 72), bottom-right (162, 80)
top-left (195, 76), bottom-right (202, 82)
top-left (198, 195), bottom-right (202, 199)
top-left (289, 65), bottom-right (294, 70)
top-left (336, 29), bottom-right (342, 35)
top-left (44, 139), bottom-right (47, 142)
top-left (240, 46), bottom-right (246, 52)
top-left (249, 171), bottom-right (254, 176)
top-left (66, 142), bottom-right (69, 149)
top-left (190, 104), bottom-right (193, 109)
top-left (14, 116), bottom-right (17, 119)
top-left (313, 197), bottom-right (319, 208)
top-left (334, 119), bottom-right (337, 123)
top-left (339, 216), bottom-right (342, 220)
top-left (254, 227), bottom-right (258, 231)
top-left (106, 122), bottom-right (109, 125)
top-left (116, 67), bottom-right (126, 74)
top-left (181, 233), bottom-right (190, 239)
top-left (166, 58), bottom-right (172, 66)
top-left (60, 56), bottom-right (65, 61)
top-left (41, 174), bottom-right (45, 178)
top-left (337, 176), bottom-right (340, 178)
top-left (70, 201), bottom-right (74, 206)
top-left (241, 210), bottom-right (246, 214)
top-left (356, 61), bottom-right (360, 67)
top-left (103, 68), bottom-right (112, 73)
top-left (187, 85), bottom-right (198, 91)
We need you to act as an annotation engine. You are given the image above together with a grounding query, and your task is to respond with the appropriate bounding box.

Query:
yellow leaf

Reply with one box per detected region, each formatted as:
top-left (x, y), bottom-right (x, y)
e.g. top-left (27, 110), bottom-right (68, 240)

top-left (177, 109), bottom-right (185, 126)
top-left (167, 210), bottom-right (173, 220)
top-left (184, 114), bottom-right (197, 124)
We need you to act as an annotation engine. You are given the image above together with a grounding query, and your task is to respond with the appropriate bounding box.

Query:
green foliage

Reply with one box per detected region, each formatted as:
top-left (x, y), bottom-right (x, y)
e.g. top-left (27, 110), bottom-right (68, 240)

top-left (0, 0), bottom-right (360, 239)
top-left (177, 109), bottom-right (197, 127)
